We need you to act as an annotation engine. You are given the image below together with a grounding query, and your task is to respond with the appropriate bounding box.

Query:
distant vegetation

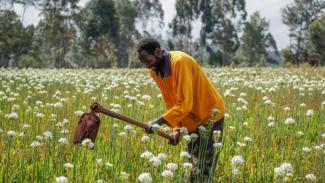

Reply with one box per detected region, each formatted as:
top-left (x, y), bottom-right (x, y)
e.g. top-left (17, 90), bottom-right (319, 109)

top-left (0, 0), bottom-right (324, 68)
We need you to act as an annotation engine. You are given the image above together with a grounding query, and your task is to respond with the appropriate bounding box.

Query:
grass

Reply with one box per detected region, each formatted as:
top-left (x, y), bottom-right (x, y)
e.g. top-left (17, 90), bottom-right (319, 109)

top-left (0, 67), bottom-right (324, 182)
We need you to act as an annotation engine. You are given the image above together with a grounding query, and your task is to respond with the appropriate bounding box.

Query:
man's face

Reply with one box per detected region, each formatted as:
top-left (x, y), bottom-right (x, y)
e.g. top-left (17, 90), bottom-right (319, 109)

top-left (138, 48), bottom-right (163, 69)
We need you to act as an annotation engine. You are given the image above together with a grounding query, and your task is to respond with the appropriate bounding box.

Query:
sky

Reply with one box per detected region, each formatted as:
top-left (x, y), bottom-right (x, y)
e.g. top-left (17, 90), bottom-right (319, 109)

top-left (11, 0), bottom-right (294, 50)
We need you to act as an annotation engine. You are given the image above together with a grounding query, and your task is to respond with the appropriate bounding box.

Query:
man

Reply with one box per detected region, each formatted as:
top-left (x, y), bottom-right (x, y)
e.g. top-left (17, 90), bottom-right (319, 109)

top-left (92, 37), bottom-right (225, 182)
top-left (136, 37), bottom-right (225, 182)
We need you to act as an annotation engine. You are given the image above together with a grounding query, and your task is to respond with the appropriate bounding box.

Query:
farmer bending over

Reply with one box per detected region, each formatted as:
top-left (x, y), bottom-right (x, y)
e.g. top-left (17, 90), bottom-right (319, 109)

top-left (137, 37), bottom-right (225, 182)
top-left (92, 37), bottom-right (225, 182)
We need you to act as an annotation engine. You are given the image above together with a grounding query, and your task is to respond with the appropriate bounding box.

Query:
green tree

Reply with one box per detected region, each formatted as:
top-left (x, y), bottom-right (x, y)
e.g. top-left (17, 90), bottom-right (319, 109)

top-left (34, 0), bottom-right (79, 68)
top-left (307, 15), bottom-right (325, 66)
top-left (169, 0), bottom-right (199, 52)
top-left (281, 0), bottom-right (325, 66)
top-left (201, 0), bottom-right (247, 66)
top-left (0, 10), bottom-right (25, 67)
top-left (240, 12), bottom-right (273, 66)
top-left (76, 0), bottom-right (119, 68)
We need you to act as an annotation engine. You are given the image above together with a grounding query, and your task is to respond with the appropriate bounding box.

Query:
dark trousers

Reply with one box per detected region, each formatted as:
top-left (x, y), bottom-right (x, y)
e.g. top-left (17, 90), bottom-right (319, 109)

top-left (185, 118), bottom-right (225, 183)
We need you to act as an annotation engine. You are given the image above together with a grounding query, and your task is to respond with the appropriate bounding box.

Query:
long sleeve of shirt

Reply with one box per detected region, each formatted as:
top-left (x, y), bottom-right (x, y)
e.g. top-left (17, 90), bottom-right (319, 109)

top-left (161, 59), bottom-right (193, 130)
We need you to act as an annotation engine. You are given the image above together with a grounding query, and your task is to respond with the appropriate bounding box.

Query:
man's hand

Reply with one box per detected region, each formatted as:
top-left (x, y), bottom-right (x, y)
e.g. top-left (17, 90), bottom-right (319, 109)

top-left (168, 130), bottom-right (180, 145)
top-left (90, 102), bottom-right (105, 113)
top-left (144, 122), bottom-right (155, 134)
top-left (143, 117), bottom-right (166, 134)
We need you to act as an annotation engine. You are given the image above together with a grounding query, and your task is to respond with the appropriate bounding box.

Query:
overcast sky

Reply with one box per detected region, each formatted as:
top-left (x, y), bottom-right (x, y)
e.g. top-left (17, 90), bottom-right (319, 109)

top-left (12, 0), bottom-right (293, 50)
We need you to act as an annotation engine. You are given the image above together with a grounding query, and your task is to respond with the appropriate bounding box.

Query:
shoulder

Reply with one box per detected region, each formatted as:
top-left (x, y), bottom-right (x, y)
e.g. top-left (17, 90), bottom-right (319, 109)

top-left (170, 51), bottom-right (197, 67)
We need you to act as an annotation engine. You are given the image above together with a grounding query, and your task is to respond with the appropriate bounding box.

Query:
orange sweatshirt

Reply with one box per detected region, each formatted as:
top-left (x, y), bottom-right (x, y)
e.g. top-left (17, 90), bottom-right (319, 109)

top-left (150, 50), bottom-right (225, 132)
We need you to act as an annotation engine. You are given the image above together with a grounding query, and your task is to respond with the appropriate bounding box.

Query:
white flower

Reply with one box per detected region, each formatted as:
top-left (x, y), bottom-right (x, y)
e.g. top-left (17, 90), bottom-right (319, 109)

top-left (231, 155), bottom-right (245, 166)
top-left (264, 99), bottom-right (272, 105)
top-left (300, 103), bottom-right (306, 107)
top-left (284, 107), bottom-right (290, 112)
top-left (284, 117), bottom-right (295, 125)
top-left (5, 112), bottom-right (19, 120)
top-left (302, 147), bottom-right (311, 153)
top-left (237, 142), bottom-right (246, 147)
top-left (36, 135), bottom-right (43, 141)
top-left (142, 95), bottom-right (152, 101)
top-left (268, 116), bottom-right (275, 122)
top-left (180, 127), bottom-right (189, 135)
top-left (7, 130), bottom-right (16, 137)
top-left (232, 168), bottom-right (241, 175)
top-left (96, 180), bottom-right (103, 183)
top-left (274, 163), bottom-right (293, 176)
top-left (62, 119), bottom-right (70, 125)
top-left (64, 163), bottom-right (74, 169)
top-left (151, 124), bottom-right (160, 133)
top-left (120, 172), bottom-right (129, 179)
top-left (268, 122), bottom-right (275, 127)
top-left (180, 151), bottom-right (191, 159)
top-left (60, 129), bottom-right (69, 134)
top-left (141, 135), bottom-right (150, 142)
top-left (190, 133), bottom-right (198, 141)
top-left (306, 109), bottom-right (314, 117)
top-left (183, 135), bottom-right (191, 142)
top-left (81, 138), bottom-right (94, 149)
top-left (244, 136), bottom-right (253, 142)
top-left (140, 151), bottom-right (154, 159)
top-left (22, 124), bottom-right (31, 129)
top-left (305, 173), bottom-right (316, 181)
top-left (149, 156), bottom-right (162, 167)
top-left (118, 132), bottom-right (127, 137)
top-left (138, 172), bottom-right (152, 183)
top-left (166, 163), bottom-right (178, 171)
top-left (56, 176), bottom-right (68, 183)
top-left (74, 111), bottom-right (83, 116)
top-left (54, 102), bottom-right (63, 108)
top-left (183, 162), bottom-right (193, 169)
top-left (105, 162), bottom-right (113, 168)
top-left (124, 125), bottom-right (133, 131)
top-left (58, 138), bottom-right (68, 145)
top-left (35, 112), bottom-right (45, 118)
top-left (96, 158), bottom-right (103, 166)
top-left (31, 141), bottom-right (41, 147)
top-left (213, 142), bottom-right (223, 149)
top-left (297, 131), bottom-right (304, 137)
top-left (314, 146), bottom-right (321, 150)
top-left (44, 131), bottom-right (53, 139)
top-left (158, 153), bottom-right (167, 161)
top-left (161, 170), bottom-right (173, 177)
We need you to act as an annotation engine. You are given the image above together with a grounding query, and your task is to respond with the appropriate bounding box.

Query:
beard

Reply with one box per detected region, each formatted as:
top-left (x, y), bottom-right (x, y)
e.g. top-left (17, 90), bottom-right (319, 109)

top-left (152, 56), bottom-right (164, 71)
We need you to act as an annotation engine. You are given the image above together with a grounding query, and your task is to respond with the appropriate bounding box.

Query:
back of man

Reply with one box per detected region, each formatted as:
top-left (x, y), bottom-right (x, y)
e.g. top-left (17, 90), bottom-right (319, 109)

top-left (150, 50), bottom-right (225, 132)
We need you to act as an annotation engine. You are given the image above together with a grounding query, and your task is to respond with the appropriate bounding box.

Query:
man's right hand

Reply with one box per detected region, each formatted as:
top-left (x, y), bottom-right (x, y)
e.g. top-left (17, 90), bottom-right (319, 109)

top-left (144, 123), bottom-right (155, 134)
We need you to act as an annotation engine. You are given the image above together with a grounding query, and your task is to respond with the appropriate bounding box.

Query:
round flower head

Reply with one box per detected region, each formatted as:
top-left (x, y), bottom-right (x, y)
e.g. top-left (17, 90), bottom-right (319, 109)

top-left (211, 108), bottom-right (220, 121)
top-left (166, 163), bottom-right (178, 171)
top-left (138, 172), bottom-right (152, 183)
top-left (161, 170), bottom-right (173, 178)
top-left (56, 176), bottom-right (68, 183)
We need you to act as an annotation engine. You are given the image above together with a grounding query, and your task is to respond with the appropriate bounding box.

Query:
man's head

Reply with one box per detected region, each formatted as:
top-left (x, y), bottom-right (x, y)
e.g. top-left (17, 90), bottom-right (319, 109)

top-left (137, 37), bottom-right (164, 69)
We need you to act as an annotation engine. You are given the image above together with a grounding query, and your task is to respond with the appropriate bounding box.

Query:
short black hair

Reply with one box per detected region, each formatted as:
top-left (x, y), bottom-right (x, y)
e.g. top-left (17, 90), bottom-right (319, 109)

top-left (136, 37), bottom-right (161, 54)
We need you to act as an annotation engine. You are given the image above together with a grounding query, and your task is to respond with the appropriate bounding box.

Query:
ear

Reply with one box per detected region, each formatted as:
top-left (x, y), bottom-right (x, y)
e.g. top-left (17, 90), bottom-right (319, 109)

top-left (154, 48), bottom-right (162, 58)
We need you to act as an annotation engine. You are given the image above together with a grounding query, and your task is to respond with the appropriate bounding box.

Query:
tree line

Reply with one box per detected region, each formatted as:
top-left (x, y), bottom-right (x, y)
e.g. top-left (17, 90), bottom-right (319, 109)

top-left (0, 0), bottom-right (324, 68)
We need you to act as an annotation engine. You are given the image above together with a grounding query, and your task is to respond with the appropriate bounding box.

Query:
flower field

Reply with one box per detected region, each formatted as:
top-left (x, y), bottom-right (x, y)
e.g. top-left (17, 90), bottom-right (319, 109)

top-left (0, 67), bottom-right (325, 183)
